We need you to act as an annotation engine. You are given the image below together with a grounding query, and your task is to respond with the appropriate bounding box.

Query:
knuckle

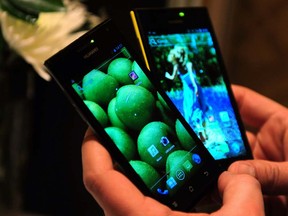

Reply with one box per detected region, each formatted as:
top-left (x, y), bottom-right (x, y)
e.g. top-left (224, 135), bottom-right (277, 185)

top-left (83, 172), bottom-right (99, 192)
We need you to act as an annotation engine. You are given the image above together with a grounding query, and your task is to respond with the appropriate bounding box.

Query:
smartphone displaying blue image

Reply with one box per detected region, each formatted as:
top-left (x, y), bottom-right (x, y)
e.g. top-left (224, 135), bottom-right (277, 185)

top-left (131, 7), bottom-right (252, 168)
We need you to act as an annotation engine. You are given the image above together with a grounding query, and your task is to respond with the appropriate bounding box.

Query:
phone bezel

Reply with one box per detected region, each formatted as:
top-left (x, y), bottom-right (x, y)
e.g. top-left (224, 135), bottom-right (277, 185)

top-left (44, 19), bottom-right (222, 211)
top-left (130, 7), bottom-right (253, 168)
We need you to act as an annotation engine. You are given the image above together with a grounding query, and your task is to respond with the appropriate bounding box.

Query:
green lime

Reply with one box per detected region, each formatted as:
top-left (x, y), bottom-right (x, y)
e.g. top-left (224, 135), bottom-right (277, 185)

top-left (175, 119), bottom-right (196, 151)
top-left (166, 150), bottom-right (194, 176)
top-left (166, 150), bottom-right (196, 195)
top-left (105, 127), bottom-right (136, 161)
top-left (107, 58), bottom-right (134, 85)
top-left (130, 160), bottom-right (161, 192)
top-left (84, 100), bottom-right (108, 127)
top-left (107, 98), bottom-right (127, 130)
top-left (82, 69), bottom-right (119, 107)
top-left (137, 121), bottom-right (179, 169)
top-left (115, 85), bottom-right (156, 131)
top-left (131, 61), bottom-right (154, 92)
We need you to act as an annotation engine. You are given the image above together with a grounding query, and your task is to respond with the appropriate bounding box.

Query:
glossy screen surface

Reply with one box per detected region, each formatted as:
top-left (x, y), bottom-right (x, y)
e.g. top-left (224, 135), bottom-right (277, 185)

top-left (146, 29), bottom-right (247, 160)
top-left (70, 45), bottom-right (212, 198)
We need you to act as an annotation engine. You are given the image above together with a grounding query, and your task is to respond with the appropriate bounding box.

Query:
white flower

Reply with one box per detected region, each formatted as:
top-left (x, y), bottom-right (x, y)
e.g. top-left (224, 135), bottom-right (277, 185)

top-left (0, 0), bottom-right (103, 80)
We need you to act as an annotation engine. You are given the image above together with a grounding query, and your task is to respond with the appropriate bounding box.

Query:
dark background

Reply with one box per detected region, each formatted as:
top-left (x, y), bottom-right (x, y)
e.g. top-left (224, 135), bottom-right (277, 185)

top-left (1, 1), bottom-right (166, 216)
top-left (1, 0), bottom-right (288, 215)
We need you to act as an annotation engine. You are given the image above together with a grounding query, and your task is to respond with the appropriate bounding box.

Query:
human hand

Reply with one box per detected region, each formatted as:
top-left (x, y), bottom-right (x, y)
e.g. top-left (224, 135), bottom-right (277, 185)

top-left (230, 85), bottom-right (288, 215)
top-left (82, 128), bottom-right (264, 216)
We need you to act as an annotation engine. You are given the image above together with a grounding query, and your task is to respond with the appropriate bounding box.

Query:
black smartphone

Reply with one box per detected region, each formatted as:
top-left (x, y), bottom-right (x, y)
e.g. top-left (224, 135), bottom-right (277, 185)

top-left (130, 7), bottom-right (253, 168)
top-left (44, 19), bottom-right (222, 211)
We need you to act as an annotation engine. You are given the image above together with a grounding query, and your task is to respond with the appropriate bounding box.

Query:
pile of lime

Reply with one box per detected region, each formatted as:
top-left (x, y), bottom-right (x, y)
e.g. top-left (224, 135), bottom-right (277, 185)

top-left (76, 57), bottom-right (200, 194)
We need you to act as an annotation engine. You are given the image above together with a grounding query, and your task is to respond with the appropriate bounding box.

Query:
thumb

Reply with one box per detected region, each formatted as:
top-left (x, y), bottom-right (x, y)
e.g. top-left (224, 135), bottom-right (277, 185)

top-left (228, 160), bottom-right (288, 195)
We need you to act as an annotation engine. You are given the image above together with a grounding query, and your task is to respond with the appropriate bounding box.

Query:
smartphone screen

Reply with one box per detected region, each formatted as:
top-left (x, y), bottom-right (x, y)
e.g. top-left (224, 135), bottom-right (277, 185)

top-left (131, 8), bottom-right (252, 167)
top-left (44, 19), bottom-right (221, 211)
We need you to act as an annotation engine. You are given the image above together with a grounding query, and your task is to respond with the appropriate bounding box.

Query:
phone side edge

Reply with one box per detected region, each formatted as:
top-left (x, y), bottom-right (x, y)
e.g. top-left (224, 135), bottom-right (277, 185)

top-left (130, 10), bottom-right (151, 70)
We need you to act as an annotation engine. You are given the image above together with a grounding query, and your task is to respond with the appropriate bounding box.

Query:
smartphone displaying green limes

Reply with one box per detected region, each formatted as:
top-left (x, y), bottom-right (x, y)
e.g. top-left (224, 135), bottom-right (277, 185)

top-left (44, 19), bottom-right (222, 212)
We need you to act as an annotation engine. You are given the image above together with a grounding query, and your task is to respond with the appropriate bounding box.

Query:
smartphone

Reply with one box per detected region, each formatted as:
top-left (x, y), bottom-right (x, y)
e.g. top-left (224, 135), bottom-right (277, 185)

top-left (130, 7), bottom-right (253, 168)
top-left (44, 19), bottom-right (222, 211)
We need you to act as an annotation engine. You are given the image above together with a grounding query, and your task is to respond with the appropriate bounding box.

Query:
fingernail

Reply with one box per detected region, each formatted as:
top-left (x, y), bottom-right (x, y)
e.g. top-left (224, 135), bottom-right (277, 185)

top-left (232, 163), bottom-right (256, 177)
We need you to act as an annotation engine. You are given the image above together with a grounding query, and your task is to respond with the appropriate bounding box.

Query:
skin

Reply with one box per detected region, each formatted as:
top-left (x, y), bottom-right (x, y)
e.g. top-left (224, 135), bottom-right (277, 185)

top-left (81, 84), bottom-right (274, 216)
top-left (82, 129), bottom-right (264, 216)
top-left (81, 84), bottom-right (288, 216)
top-left (229, 85), bottom-right (288, 215)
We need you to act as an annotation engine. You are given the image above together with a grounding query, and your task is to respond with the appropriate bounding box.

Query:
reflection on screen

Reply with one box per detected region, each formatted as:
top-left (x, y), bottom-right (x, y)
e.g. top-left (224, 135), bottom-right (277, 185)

top-left (147, 29), bottom-right (247, 160)
top-left (70, 46), bottom-right (208, 197)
